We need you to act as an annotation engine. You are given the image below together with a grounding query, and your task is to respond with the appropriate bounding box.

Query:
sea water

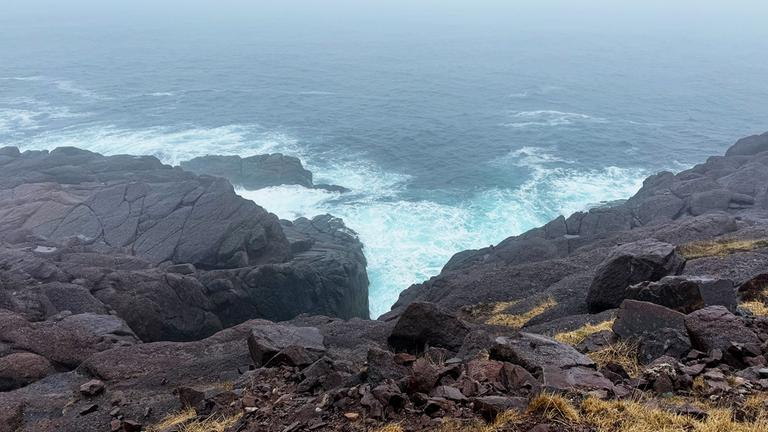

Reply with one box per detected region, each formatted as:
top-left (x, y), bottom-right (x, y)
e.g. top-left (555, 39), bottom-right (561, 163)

top-left (2, 2), bottom-right (767, 316)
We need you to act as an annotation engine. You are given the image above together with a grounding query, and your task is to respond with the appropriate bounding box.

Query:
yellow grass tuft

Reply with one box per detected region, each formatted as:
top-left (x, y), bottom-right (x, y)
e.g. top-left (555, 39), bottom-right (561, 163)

top-left (581, 397), bottom-right (768, 432)
top-left (554, 320), bottom-right (615, 345)
top-left (741, 300), bottom-right (768, 316)
top-left (486, 297), bottom-right (558, 329)
top-left (678, 238), bottom-right (768, 260)
top-left (176, 413), bottom-right (242, 432)
top-left (147, 408), bottom-right (196, 432)
top-left (527, 393), bottom-right (581, 423)
top-left (587, 339), bottom-right (641, 377)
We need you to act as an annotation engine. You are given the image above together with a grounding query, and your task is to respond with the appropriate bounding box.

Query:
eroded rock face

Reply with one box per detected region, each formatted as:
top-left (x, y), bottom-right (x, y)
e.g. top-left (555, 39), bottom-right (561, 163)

top-left (0, 147), bottom-right (369, 340)
top-left (684, 306), bottom-right (761, 352)
top-left (586, 240), bottom-right (686, 313)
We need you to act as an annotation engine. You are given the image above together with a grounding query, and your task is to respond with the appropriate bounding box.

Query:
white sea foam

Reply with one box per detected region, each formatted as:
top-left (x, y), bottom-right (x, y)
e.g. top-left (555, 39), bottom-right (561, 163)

top-left (502, 110), bottom-right (606, 128)
top-left (9, 124), bottom-right (300, 165)
top-left (241, 145), bottom-right (648, 317)
top-left (10, 122), bottom-right (648, 318)
top-left (0, 103), bottom-right (89, 134)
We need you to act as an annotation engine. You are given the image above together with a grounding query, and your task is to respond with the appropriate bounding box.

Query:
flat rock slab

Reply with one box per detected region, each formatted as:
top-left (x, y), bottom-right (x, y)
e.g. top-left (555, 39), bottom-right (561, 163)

top-left (247, 324), bottom-right (325, 367)
top-left (490, 332), bottom-right (595, 373)
top-left (612, 299), bottom-right (687, 340)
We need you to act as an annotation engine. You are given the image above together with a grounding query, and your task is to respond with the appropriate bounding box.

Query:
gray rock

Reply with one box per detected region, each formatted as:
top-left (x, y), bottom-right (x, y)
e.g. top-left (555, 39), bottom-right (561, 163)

top-left (626, 276), bottom-right (736, 313)
top-left (247, 324), bottom-right (325, 367)
top-left (587, 239), bottom-right (685, 312)
top-left (388, 302), bottom-right (469, 353)
top-left (612, 300), bottom-right (687, 340)
top-left (684, 306), bottom-right (761, 353)
top-left (490, 332), bottom-right (595, 373)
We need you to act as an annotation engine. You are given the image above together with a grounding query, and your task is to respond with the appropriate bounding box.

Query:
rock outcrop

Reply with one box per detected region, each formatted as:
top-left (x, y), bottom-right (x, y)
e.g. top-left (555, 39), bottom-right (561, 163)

top-left (180, 153), bottom-right (350, 192)
top-left (0, 146), bottom-right (369, 407)
top-left (3, 132), bottom-right (768, 432)
top-left (386, 132), bottom-right (768, 326)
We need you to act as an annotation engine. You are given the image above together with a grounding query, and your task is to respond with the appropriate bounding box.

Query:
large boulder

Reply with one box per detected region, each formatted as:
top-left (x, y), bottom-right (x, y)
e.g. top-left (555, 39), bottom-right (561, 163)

top-left (387, 302), bottom-right (469, 353)
top-left (0, 310), bottom-right (140, 368)
top-left (0, 352), bottom-right (54, 391)
top-left (247, 324), bottom-right (325, 367)
top-left (490, 333), bottom-right (595, 373)
top-left (625, 276), bottom-right (736, 313)
top-left (586, 239), bottom-right (686, 312)
top-left (684, 306), bottom-right (761, 353)
top-left (612, 300), bottom-right (687, 340)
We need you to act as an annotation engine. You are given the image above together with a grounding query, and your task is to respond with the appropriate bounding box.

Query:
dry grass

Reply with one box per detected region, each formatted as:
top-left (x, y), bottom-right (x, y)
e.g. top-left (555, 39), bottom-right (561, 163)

top-left (581, 397), bottom-right (768, 432)
top-left (587, 339), bottom-right (641, 377)
top-left (149, 410), bottom-right (242, 432)
top-left (741, 300), bottom-right (768, 316)
top-left (554, 320), bottom-right (615, 345)
top-left (678, 238), bottom-right (768, 260)
top-left (527, 393), bottom-right (581, 423)
top-left (147, 408), bottom-right (196, 432)
top-left (485, 297), bottom-right (558, 329)
top-left (177, 413), bottom-right (243, 432)
top-left (436, 410), bottom-right (523, 432)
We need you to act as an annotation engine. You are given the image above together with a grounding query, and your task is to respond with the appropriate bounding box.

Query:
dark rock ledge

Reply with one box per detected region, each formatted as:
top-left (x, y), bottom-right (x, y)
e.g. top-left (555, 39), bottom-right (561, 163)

top-left (180, 153), bottom-right (350, 192)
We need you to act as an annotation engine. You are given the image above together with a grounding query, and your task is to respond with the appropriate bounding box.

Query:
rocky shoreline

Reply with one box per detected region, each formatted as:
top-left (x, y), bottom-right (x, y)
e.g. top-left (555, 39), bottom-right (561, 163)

top-left (1, 132), bottom-right (768, 431)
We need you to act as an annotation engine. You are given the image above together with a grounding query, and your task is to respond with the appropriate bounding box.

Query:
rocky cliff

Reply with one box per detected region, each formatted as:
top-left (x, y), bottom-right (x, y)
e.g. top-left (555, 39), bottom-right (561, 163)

top-left (2, 133), bottom-right (768, 432)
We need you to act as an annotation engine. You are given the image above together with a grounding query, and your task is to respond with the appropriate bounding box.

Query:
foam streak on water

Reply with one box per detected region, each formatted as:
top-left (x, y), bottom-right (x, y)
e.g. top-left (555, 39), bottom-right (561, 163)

top-left (6, 121), bottom-right (648, 318)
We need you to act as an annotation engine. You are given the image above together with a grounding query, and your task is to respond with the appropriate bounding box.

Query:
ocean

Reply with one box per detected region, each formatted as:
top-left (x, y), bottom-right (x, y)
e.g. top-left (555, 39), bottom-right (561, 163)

top-left (2, 3), bottom-right (768, 317)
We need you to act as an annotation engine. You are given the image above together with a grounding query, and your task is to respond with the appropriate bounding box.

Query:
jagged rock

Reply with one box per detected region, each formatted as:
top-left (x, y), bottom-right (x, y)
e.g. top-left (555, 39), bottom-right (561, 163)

top-left (247, 324), bottom-right (325, 367)
top-left (541, 366), bottom-right (615, 394)
top-left (612, 300), bottom-right (687, 340)
top-left (0, 352), bottom-right (54, 391)
top-left (388, 302), bottom-right (469, 353)
top-left (430, 385), bottom-right (467, 401)
top-left (637, 328), bottom-right (692, 364)
top-left (626, 276), bottom-right (736, 313)
top-left (79, 379), bottom-right (105, 397)
top-left (367, 347), bottom-right (408, 386)
top-left (491, 333), bottom-right (595, 373)
top-left (499, 363), bottom-right (541, 395)
top-left (372, 382), bottom-right (406, 409)
top-left (407, 358), bottom-right (440, 393)
top-left (180, 153), bottom-right (313, 189)
top-left (587, 239), bottom-right (685, 312)
top-left (685, 306), bottom-right (761, 353)
top-left (576, 330), bottom-right (617, 353)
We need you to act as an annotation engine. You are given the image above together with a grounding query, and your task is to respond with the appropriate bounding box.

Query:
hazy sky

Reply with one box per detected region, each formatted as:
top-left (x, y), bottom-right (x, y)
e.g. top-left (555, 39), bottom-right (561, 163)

top-left (3, 0), bottom-right (768, 37)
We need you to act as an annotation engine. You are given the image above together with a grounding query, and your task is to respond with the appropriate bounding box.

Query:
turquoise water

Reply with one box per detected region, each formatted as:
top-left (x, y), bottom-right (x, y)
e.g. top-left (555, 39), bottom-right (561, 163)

top-left (2, 3), bottom-right (768, 316)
